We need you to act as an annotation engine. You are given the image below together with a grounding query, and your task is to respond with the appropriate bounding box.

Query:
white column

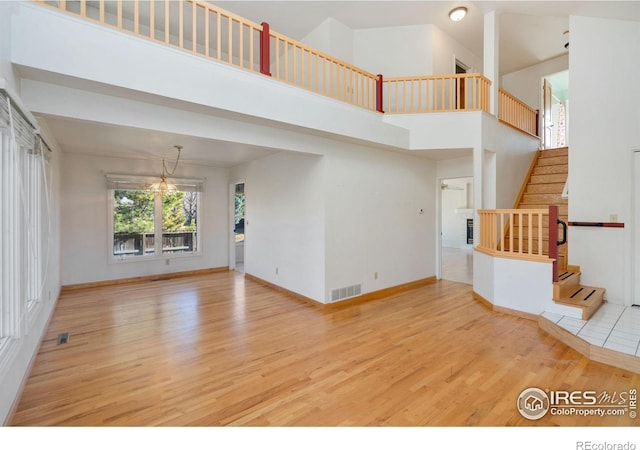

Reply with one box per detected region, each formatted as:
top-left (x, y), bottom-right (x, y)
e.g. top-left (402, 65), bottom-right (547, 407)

top-left (483, 10), bottom-right (500, 116)
top-left (473, 145), bottom-right (483, 243)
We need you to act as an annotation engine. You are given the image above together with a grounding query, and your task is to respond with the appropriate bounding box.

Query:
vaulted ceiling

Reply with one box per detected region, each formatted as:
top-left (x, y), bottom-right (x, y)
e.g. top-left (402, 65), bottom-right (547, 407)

top-left (215, 1), bottom-right (640, 75)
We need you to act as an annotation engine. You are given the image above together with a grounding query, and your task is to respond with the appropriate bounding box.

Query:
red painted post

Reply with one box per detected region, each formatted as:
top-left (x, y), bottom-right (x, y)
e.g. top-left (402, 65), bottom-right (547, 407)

top-left (376, 74), bottom-right (384, 113)
top-left (548, 205), bottom-right (559, 282)
top-left (260, 22), bottom-right (271, 76)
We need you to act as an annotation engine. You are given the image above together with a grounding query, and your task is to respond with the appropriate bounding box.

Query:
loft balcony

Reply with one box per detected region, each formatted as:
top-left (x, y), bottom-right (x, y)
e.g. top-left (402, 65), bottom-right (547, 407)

top-left (12, 0), bottom-right (539, 155)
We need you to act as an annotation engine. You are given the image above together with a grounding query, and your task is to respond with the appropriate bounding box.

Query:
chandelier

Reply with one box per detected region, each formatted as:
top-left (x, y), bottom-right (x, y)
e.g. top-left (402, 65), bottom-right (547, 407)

top-left (149, 145), bottom-right (182, 196)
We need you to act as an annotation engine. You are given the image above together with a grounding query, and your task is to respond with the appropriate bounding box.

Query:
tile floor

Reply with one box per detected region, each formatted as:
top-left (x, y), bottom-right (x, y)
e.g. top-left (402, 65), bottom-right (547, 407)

top-left (441, 246), bottom-right (473, 285)
top-left (542, 303), bottom-right (640, 357)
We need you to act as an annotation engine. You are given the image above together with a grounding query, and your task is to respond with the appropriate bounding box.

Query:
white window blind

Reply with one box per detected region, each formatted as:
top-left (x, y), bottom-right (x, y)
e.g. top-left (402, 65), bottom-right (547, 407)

top-left (0, 89), bottom-right (53, 347)
top-left (105, 174), bottom-right (204, 192)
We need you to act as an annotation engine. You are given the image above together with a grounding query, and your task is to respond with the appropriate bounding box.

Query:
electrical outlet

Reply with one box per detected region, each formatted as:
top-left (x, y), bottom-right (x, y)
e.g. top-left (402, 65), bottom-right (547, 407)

top-left (610, 214), bottom-right (618, 223)
top-left (374, 272), bottom-right (378, 280)
top-left (276, 267), bottom-right (279, 275)
top-left (165, 259), bottom-right (170, 266)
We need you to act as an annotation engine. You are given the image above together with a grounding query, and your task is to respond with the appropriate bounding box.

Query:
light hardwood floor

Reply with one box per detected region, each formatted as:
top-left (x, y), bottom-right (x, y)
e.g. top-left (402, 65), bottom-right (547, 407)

top-left (10, 272), bottom-right (639, 426)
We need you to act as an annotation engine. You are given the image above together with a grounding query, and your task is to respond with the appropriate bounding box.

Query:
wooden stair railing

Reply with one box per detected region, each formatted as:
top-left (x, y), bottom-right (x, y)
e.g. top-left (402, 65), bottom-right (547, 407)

top-left (477, 208), bottom-right (552, 262)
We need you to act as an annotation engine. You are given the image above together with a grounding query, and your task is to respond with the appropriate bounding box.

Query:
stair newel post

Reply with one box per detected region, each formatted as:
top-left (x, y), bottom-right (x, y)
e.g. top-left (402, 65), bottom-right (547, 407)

top-left (260, 22), bottom-right (272, 77)
top-left (549, 205), bottom-right (559, 282)
top-left (376, 74), bottom-right (384, 113)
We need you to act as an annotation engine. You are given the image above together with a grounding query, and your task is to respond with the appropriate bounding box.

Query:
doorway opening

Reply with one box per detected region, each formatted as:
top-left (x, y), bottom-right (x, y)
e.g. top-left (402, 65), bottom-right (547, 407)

top-left (440, 177), bottom-right (474, 284)
top-left (233, 182), bottom-right (245, 273)
top-left (542, 70), bottom-right (569, 149)
top-left (455, 59), bottom-right (470, 109)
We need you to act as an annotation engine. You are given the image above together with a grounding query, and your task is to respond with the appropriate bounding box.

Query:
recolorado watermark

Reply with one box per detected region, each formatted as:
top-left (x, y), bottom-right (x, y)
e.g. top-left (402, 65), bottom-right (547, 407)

top-left (576, 442), bottom-right (636, 450)
top-left (517, 387), bottom-right (637, 420)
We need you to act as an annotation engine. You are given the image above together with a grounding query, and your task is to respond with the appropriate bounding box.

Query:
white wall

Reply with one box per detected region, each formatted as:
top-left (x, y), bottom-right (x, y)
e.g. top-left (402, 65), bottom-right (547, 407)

top-left (384, 111), bottom-right (482, 150)
top-left (436, 155), bottom-right (473, 180)
top-left (473, 251), bottom-right (554, 316)
top-left (61, 154), bottom-right (229, 285)
top-left (473, 250), bottom-right (494, 301)
top-left (482, 116), bottom-right (540, 209)
top-left (302, 17), bottom-right (354, 64)
top-left (233, 140), bottom-right (437, 304)
top-left (568, 15), bottom-right (640, 305)
top-left (323, 145), bottom-right (436, 302)
top-left (353, 24), bottom-right (481, 78)
top-left (240, 152), bottom-right (326, 302)
top-left (0, 2), bottom-right (19, 93)
top-left (500, 54), bottom-right (568, 111)
top-left (431, 25), bottom-right (483, 75)
top-left (493, 257), bottom-right (553, 315)
top-left (354, 25), bottom-right (433, 77)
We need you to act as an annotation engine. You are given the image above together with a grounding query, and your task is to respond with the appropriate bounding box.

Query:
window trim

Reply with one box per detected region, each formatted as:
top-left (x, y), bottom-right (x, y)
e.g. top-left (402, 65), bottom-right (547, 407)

top-left (107, 176), bottom-right (203, 264)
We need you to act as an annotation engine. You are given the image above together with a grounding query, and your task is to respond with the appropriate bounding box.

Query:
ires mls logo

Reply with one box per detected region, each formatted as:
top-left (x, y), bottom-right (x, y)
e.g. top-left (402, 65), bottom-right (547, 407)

top-left (517, 387), bottom-right (637, 420)
top-left (517, 387), bottom-right (550, 420)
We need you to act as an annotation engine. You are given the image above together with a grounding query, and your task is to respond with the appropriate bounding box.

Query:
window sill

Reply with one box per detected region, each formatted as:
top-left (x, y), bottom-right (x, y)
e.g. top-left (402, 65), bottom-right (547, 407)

top-left (108, 251), bottom-right (202, 265)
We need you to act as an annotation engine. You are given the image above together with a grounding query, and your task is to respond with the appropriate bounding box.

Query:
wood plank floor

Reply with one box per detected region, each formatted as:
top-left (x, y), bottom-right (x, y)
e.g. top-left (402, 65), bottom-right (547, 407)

top-left (10, 272), bottom-right (639, 426)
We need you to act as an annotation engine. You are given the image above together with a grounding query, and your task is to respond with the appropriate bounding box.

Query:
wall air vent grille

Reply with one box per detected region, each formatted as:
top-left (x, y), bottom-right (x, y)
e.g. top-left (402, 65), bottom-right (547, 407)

top-left (331, 284), bottom-right (362, 302)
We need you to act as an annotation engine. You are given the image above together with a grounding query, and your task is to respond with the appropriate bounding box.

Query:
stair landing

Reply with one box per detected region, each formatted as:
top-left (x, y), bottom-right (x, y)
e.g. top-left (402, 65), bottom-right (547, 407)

top-left (540, 303), bottom-right (640, 374)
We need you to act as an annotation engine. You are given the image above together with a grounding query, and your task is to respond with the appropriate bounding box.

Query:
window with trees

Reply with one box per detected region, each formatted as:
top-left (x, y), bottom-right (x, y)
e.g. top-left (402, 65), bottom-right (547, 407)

top-left (108, 176), bottom-right (202, 261)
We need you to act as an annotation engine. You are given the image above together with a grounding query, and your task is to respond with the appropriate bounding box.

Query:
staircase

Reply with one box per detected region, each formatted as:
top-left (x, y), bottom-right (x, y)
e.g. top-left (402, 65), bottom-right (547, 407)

top-left (513, 147), bottom-right (604, 320)
top-left (513, 147), bottom-right (568, 270)
top-left (553, 266), bottom-right (605, 320)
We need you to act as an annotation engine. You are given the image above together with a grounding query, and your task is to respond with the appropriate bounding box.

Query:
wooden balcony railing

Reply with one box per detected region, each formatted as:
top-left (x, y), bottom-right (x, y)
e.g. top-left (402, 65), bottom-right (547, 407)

top-left (383, 74), bottom-right (491, 114)
top-left (477, 208), bottom-right (552, 262)
top-left (498, 88), bottom-right (539, 137)
top-left (268, 29), bottom-right (379, 111)
top-left (34, 0), bottom-right (540, 132)
top-left (37, 0), bottom-right (264, 73)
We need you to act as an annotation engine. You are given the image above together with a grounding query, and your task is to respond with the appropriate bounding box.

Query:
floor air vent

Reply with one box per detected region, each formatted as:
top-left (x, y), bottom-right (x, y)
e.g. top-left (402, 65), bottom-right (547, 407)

top-left (57, 332), bottom-right (70, 345)
top-left (331, 284), bottom-right (362, 302)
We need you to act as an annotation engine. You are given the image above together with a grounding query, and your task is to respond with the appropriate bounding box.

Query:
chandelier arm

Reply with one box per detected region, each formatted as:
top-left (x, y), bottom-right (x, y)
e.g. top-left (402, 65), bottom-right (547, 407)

top-left (165, 146), bottom-right (182, 176)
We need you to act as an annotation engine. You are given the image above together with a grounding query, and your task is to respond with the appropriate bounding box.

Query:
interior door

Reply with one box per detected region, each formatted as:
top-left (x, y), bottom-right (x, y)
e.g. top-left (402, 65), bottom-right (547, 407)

top-left (543, 78), bottom-right (553, 149)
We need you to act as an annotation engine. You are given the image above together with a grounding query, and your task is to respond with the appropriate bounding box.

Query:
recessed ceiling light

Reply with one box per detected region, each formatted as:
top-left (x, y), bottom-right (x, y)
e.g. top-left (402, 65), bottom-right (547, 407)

top-left (449, 6), bottom-right (467, 22)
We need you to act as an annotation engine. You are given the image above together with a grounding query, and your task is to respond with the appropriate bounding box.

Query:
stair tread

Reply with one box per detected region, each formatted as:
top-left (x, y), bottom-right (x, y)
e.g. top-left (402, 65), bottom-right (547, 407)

top-left (555, 285), bottom-right (604, 303)
top-left (533, 165), bottom-right (568, 175)
top-left (553, 271), bottom-right (582, 299)
top-left (526, 183), bottom-right (566, 193)
top-left (555, 271), bottom-right (581, 284)
top-left (521, 193), bottom-right (567, 203)
top-left (536, 156), bottom-right (568, 166)
top-left (539, 147), bottom-right (568, 158)
top-left (530, 174), bottom-right (568, 183)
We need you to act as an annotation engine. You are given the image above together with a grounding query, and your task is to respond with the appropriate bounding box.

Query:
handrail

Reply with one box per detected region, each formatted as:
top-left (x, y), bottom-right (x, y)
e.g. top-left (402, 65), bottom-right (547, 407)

top-left (512, 150), bottom-right (541, 209)
top-left (383, 73), bottom-right (491, 114)
top-left (498, 88), bottom-right (538, 137)
top-left (268, 29), bottom-right (379, 111)
top-left (36, 0), bottom-right (264, 73)
top-left (477, 208), bottom-right (552, 262)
